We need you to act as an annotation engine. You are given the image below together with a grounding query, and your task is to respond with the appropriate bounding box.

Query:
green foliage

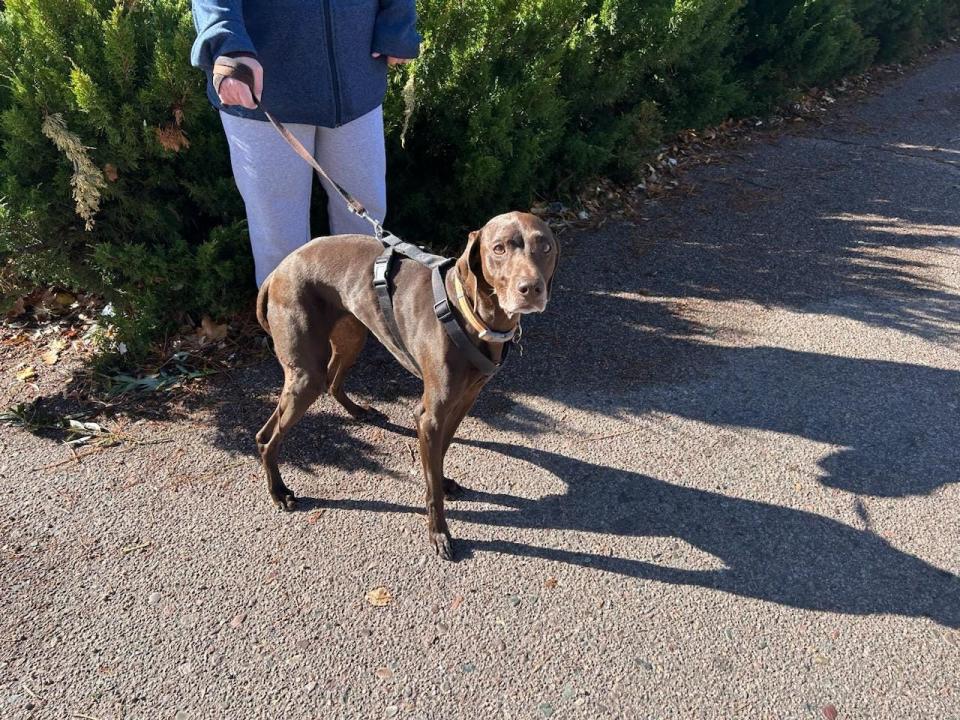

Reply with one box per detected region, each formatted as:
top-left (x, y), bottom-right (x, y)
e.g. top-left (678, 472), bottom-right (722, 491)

top-left (0, 0), bottom-right (957, 358)
top-left (0, 0), bottom-right (248, 356)
top-left (734, 0), bottom-right (874, 109)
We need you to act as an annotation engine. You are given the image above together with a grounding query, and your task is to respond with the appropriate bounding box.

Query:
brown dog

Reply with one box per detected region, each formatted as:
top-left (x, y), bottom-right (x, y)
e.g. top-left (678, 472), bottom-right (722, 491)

top-left (255, 211), bottom-right (559, 559)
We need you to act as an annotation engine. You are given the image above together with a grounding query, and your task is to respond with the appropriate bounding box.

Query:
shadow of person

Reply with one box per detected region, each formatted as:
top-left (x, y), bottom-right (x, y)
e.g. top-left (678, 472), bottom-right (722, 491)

top-left (320, 432), bottom-right (959, 629)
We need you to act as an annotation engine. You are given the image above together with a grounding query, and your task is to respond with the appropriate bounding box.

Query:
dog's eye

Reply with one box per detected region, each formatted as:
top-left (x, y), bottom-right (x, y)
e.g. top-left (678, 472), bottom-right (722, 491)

top-left (493, 244), bottom-right (506, 255)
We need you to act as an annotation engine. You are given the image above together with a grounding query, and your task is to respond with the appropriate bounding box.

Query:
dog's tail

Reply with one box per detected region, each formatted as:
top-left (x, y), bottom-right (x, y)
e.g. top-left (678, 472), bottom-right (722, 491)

top-left (256, 274), bottom-right (272, 336)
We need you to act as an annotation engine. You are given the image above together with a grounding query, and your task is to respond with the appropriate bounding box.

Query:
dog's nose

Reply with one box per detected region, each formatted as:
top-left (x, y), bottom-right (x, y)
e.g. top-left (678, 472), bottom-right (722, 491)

top-left (517, 279), bottom-right (544, 296)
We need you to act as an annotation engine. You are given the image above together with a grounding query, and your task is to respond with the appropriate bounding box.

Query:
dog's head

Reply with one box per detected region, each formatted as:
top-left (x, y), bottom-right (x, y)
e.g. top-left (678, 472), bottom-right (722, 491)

top-left (456, 211), bottom-right (560, 316)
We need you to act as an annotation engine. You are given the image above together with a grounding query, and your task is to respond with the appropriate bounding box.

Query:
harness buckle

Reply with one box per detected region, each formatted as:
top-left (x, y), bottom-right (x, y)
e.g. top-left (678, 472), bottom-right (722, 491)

top-left (434, 296), bottom-right (454, 322)
top-left (372, 253), bottom-right (391, 289)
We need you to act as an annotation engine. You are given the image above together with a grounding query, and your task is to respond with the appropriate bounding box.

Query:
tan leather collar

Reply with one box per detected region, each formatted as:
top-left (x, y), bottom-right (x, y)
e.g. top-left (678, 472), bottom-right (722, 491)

top-left (452, 272), bottom-right (518, 343)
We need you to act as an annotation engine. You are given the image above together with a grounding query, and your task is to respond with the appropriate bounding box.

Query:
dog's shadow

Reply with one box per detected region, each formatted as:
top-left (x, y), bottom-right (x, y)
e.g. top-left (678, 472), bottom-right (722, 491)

top-left (312, 420), bottom-right (958, 629)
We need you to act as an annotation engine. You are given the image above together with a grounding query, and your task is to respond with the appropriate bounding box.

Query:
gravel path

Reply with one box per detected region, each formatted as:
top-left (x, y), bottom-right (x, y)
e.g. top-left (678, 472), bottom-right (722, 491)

top-left (3, 49), bottom-right (960, 720)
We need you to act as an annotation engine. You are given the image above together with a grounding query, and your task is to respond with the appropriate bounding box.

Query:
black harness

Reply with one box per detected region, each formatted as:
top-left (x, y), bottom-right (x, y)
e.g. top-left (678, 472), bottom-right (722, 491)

top-left (372, 234), bottom-right (509, 379)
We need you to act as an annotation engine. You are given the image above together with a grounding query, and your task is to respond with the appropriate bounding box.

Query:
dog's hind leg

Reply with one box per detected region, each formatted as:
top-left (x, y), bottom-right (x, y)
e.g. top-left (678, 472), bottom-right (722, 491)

top-left (257, 362), bottom-right (326, 510)
top-left (256, 299), bottom-right (331, 511)
top-left (327, 314), bottom-right (372, 419)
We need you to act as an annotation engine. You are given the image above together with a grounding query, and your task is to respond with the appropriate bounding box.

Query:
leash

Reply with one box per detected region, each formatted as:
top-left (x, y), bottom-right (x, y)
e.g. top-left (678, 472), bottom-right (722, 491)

top-left (212, 58), bottom-right (510, 377)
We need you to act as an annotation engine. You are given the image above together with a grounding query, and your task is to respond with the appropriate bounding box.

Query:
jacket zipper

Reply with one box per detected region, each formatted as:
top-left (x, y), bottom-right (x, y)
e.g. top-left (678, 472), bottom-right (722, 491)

top-left (322, 0), bottom-right (343, 126)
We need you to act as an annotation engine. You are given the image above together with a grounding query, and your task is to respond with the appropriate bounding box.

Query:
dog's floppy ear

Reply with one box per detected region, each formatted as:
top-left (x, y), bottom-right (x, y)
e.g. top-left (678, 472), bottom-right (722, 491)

top-left (456, 229), bottom-right (485, 299)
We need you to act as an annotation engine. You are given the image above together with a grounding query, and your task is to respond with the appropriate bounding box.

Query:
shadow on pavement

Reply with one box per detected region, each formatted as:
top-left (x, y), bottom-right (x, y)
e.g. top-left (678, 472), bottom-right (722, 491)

top-left (319, 433), bottom-right (960, 629)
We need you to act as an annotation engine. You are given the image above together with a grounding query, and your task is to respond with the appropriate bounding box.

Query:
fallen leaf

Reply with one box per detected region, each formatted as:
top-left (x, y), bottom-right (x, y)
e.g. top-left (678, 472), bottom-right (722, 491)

top-left (15, 366), bottom-right (36, 382)
top-left (5, 297), bottom-right (26, 318)
top-left (121, 540), bottom-right (152, 554)
top-left (450, 594), bottom-right (464, 610)
top-left (68, 419), bottom-right (105, 434)
top-left (198, 315), bottom-right (228, 342)
top-left (306, 509), bottom-right (325, 524)
top-left (42, 349), bottom-right (60, 365)
top-left (822, 704), bottom-right (838, 720)
top-left (366, 586), bottom-right (392, 607)
top-left (544, 576), bottom-right (558, 589)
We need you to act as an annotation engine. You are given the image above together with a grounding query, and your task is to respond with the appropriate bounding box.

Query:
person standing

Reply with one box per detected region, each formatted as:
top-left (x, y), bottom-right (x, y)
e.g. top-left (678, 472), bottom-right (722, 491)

top-left (190, 0), bottom-right (421, 286)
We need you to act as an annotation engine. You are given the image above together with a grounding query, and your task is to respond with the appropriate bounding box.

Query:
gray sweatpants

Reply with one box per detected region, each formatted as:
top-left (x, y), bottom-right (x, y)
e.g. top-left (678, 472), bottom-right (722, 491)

top-left (220, 105), bottom-right (386, 286)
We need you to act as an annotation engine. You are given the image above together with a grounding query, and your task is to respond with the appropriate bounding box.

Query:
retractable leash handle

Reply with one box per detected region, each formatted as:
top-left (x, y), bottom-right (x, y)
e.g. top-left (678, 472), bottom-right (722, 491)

top-left (212, 57), bottom-right (385, 239)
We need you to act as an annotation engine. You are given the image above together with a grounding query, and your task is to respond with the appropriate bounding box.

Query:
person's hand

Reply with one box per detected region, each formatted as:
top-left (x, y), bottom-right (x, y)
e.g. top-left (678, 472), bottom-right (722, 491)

top-left (371, 52), bottom-right (412, 66)
top-left (215, 56), bottom-right (263, 109)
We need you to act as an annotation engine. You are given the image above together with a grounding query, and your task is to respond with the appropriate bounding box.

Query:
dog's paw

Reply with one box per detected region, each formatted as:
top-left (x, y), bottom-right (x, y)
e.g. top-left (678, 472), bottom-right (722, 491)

top-left (430, 530), bottom-right (454, 561)
top-left (442, 476), bottom-right (464, 499)
top-left (345, 401), bottom-right (373, 419)
top-left (272, 492), bottom-right (297, 512)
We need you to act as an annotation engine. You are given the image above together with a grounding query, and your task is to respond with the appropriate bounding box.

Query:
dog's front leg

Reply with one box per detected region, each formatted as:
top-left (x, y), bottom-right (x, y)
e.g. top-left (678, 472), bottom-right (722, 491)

top-left (414, 395), bottom-right (454, 560)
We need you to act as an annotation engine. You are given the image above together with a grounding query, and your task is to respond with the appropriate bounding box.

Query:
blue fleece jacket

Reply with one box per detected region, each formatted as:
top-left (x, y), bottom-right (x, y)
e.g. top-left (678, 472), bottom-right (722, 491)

top-left (190, 0), bottom-right (421, 127)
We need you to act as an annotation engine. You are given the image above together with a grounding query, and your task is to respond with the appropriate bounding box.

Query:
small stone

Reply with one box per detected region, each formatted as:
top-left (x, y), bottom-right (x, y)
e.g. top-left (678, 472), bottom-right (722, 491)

top-left (295, 638), bottom-right (310, 650)
top-left (562, 683), bottom-right (575, 700)
top-left (440, 680), bottom-right (451, 693)
top-left (822, 705), bottom-right (838, 720)
top-left (461, 662), bottom-right (475, 673)
top-left (577, 210), bottom-right (589, 220)
top-left (175, 712), bottom-right (188, 720)
top-left (229, 612), bottom-right (246, 628)
top-left (304, 681), bottom-right (317, 693)
top-left (375, 667), bottom-right (394, 680)
top-left (385, 706), bottom-right (399, 717)
top-left (539, 702), bottom-right (555, 717)
top-left (178, 662), bottom-right (193, 676)
top-left (636, 658), bottom-right (653, 671)
top-left (508, 595), bottom-right (521, 607)
top-left (148, 592), bottom-right (161, 605)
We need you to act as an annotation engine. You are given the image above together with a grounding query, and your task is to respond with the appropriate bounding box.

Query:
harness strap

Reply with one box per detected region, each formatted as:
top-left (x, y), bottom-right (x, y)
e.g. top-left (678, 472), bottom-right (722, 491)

top-left (372, 246), bottom-right (422, 376)
top-left (431, 265), bottom-right (506, 377)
